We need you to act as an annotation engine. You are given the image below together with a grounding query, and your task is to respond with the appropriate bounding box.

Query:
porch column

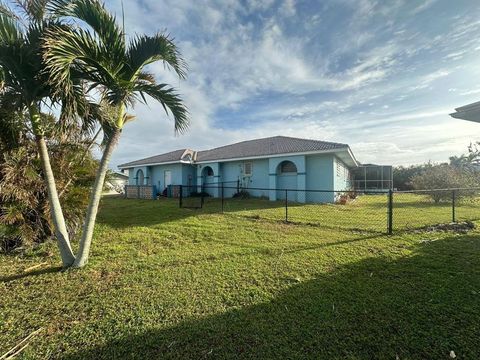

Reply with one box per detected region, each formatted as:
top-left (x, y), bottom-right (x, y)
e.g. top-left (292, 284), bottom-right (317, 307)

top-left (213, 175), bottom-right (221, 198)
top-left (197, 175), bottom-right (203, 193)
top-left (297, 172), bottom-right (306, 203)
top-left (269, 173), bottom-right (276, 201)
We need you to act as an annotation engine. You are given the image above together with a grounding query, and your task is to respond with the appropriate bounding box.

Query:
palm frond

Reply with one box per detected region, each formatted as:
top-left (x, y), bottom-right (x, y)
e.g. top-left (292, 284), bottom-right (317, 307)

top-left (126, 33), bottom-right (186, 81)
top-left (11, 0), bottom-right (49, 23)
top-left (49, 0), bottom-right (125, 63)
top-left (0, 10), bottom-right (23, 45)
top-left (43, 25), bottom-right (117, 104)
top-left (133, 82), bottom-right (189, 133)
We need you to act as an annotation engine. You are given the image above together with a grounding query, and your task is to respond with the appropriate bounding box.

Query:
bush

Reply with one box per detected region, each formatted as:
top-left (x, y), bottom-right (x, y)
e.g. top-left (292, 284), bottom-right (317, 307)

top-left (410, 165), bottom-right (479, 203)
top-left (189, 191), bottom-right (210, 197)
top-left (393, 164), bottom-right (430, 190)
top-left (0, 142), bottom-right (97, 252)
top-left (233, 190), bottom-right (250, 199)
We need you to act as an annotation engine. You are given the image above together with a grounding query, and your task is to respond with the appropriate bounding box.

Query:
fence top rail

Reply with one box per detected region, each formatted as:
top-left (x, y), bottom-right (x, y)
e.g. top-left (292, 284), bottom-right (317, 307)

top-left (183, 185), bottom-right (389, 194)
top-left (181, 184), bottom-right (480, 194)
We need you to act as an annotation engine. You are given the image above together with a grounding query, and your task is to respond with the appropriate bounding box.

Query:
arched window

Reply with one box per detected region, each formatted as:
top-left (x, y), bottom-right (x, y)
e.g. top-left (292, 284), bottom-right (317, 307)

top-left (279, 161), bottom-right (297, 174)
top-left (204, 166), bottom-right (214, 177)
top-left (136, 169), bottom-right (144, 185)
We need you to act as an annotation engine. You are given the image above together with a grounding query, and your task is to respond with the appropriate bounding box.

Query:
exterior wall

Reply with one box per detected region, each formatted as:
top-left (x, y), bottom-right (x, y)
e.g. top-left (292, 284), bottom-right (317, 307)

top-left (129, 166), bottom-right (150, 185)
top-left (125, 153), bottom-right (351, 203)
top-left (333, 157), bottom-right (352, 192)
top-left (305, 154), bottom-right (335, 203)
top-left (150, 163), bottom-right (184, 194)
top-left (220, 159), bottom-right (270, 198)
top-left (197, 162), bottom-right (221, 197)
top-left (268, 155), bottom-right (306, 202)
top-left (128, 164), bottom-right (185, 196)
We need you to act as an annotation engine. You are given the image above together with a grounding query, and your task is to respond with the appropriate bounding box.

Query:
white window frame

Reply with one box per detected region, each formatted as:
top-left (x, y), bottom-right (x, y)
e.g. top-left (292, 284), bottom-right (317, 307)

top-left (243, 162), bottom-right (253, 176)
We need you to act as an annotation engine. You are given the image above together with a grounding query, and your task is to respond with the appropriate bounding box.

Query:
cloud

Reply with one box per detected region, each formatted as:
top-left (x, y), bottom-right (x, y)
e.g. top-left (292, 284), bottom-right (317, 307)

top-left (411, 0), bottom-right (438, 15)
top-left (98, 0), bottom-right (480, 169)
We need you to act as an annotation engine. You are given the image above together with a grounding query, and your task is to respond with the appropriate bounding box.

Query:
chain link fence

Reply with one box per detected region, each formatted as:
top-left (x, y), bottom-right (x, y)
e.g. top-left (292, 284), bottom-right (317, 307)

top-left (176, 184), bottom-right (480, 234)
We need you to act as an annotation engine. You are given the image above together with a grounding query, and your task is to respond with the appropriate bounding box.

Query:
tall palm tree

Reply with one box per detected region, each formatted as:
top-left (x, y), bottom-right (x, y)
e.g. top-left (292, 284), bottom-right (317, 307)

top-left (44, 0), bottom-right (189, 267)
top-left (0, 0), bottom-right (80, 266)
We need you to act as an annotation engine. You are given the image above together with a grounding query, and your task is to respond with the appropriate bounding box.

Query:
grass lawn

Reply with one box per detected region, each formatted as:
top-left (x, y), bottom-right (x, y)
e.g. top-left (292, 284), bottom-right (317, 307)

top-left (197, 193), bottom-right (480, 232)
top-left (1, 196), bottom-right (480, 359)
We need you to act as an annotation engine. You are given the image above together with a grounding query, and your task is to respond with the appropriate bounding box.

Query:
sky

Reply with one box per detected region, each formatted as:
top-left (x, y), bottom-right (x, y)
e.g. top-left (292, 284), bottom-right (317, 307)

top-left (103, 0), bottom-right (480, 167)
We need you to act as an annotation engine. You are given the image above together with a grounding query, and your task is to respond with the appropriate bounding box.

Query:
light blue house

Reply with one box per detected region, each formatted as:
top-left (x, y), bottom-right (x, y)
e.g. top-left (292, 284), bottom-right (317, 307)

top-left (118, 136), bottom-right (359, 203)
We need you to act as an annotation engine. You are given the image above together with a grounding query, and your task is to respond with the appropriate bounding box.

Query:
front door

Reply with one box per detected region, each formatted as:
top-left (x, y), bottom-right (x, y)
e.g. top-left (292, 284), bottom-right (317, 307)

top-left (164, 170), bottom-right (172, 189)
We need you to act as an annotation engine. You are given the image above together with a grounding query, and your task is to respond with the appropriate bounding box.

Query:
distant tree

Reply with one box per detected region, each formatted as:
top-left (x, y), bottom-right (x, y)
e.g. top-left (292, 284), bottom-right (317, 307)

top-left (393, 163), bottom-right (432, 190)
top-left (449, 142), bottom-right (480, 172)
top-left (410, 164), bottom-right (479, 203)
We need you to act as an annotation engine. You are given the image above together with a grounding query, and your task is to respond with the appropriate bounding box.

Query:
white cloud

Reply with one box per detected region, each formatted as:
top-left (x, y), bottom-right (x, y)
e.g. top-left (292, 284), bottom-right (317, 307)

top-left (411, 0), bottom-right (438, 15)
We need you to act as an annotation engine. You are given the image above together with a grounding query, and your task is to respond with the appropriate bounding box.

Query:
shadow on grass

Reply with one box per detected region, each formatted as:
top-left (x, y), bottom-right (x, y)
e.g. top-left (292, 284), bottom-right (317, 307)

top-left (63, 234), bottom-right (480, 360)
top-left (0, 265), bottom-right (63, 283)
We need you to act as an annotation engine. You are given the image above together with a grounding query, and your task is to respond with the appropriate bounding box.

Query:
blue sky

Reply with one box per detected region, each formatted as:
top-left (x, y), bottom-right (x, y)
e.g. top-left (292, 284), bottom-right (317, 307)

top-left (104, 0), bottom-right (480, 167)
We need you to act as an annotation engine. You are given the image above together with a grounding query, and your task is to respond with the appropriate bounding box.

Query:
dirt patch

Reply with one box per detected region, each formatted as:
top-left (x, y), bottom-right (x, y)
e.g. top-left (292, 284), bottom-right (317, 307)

top-left (415, 221), bottom-right (475, 234)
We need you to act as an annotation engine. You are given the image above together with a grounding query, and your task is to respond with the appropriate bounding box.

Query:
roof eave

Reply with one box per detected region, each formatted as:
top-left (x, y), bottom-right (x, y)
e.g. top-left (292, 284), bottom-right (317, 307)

top-left (450, 101), bottom-right (480, 123)
top-left (118, 160), bottom-right (192, 169)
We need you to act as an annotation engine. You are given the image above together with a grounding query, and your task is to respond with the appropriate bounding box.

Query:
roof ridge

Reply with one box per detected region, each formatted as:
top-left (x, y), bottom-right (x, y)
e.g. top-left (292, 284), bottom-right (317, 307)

top-left (197, 135), bottom-right (347, 153)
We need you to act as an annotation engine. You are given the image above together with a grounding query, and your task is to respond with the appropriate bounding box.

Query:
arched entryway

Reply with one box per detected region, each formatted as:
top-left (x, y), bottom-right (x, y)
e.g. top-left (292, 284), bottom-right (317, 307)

top-left (136, 169), bottom-right (145, 185)
top-left (201, 166), bottom-right (215, 196)
top-left (276, 160), bottom-right (297, 201)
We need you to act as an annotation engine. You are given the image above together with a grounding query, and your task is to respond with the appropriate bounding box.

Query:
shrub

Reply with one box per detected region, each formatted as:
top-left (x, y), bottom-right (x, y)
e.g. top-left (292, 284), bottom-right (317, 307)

top-left (190, 191), bottom-right (210, 197)
top-left (0, 142), bottom-right (97, 252)
top-left (233, 190), bottom-right (250, 199)
top-left (410, 165), bottom-right (479, 203)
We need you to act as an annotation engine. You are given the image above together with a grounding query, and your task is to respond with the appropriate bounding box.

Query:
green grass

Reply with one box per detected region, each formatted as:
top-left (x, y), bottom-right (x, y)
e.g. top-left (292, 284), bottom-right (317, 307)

top-left (1, 196), bottom-right (480, 359)
top-left (192, 193), bottom-right (480, 232)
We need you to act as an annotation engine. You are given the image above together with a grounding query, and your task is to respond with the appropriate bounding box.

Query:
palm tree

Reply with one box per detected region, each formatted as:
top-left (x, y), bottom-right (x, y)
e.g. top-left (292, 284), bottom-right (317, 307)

top-left (44, 0), bottom-right (189, 267)
top-left (0, 1), bottom-right (80, 266)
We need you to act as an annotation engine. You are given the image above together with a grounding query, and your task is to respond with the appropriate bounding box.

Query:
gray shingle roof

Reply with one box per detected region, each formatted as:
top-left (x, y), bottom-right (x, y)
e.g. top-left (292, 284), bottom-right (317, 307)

top-left (196, 136), bottom-right (348, 162)
top-left (118, 136), bottom-right (350, 168)
top-left (118, 149), bottom-right (187, 168)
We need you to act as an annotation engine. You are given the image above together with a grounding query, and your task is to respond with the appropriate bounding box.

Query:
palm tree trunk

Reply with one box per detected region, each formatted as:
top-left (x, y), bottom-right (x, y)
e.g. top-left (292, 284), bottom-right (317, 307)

top-left (34, 133), bottom-right (76, 267)
top-left (73, 128), bottom-right (121, 268)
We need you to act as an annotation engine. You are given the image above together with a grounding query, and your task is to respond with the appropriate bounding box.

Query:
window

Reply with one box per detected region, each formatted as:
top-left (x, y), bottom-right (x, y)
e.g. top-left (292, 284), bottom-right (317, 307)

top-left (280, 161), bottom-right (297, 174)
top-left (244, 162), bottom-right (252, 176)
top-left (205, 167), bottom-right (214, 176)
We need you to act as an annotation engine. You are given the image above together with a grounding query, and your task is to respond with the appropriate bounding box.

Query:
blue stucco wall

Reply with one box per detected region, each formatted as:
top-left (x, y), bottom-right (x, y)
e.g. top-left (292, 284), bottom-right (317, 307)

top-left (333, 157), bottom-right (352, 192)
top-left (219, 159), bottom-right (270, 198)
top-left (305, 154), bottom-right (335, 203)
top-left (129, 166), bottom-right (149, 185)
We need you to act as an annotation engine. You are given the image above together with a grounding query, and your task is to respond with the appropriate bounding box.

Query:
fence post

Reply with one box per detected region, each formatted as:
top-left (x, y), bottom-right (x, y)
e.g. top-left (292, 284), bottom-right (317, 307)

top-left (137, 185), bottom-right (140, 199)
top-left (285, 189), bottom-right (288, 222)
top-left (179, 185), bottom-right (183, 208)
top-left (221, 182), bottom-right (224, 213)
top-left (237, 179), bottom-right (240, 193)
top-left (387, 189), bottom-right (393, 235)
top-left (452, 189), bottom-right (456, 223)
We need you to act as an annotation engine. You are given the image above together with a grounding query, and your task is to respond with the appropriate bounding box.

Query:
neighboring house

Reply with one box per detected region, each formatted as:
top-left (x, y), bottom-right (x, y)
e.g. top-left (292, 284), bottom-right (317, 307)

top-left (118, 136), bottom-right (368, 203)
top-left (104, 171), bottom-right (129, 195)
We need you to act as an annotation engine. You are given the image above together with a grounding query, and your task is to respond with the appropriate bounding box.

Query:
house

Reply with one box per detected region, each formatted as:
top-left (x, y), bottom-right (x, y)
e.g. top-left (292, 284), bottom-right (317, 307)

top-left (118, 136), bottom-right (367, 203)
top-left (104, 171), bottom-right (129, 195)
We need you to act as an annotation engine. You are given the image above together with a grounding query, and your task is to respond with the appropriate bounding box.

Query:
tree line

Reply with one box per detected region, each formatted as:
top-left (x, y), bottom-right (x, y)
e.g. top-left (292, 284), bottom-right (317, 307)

top-left (393, 142), bottom-right (480, 201)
